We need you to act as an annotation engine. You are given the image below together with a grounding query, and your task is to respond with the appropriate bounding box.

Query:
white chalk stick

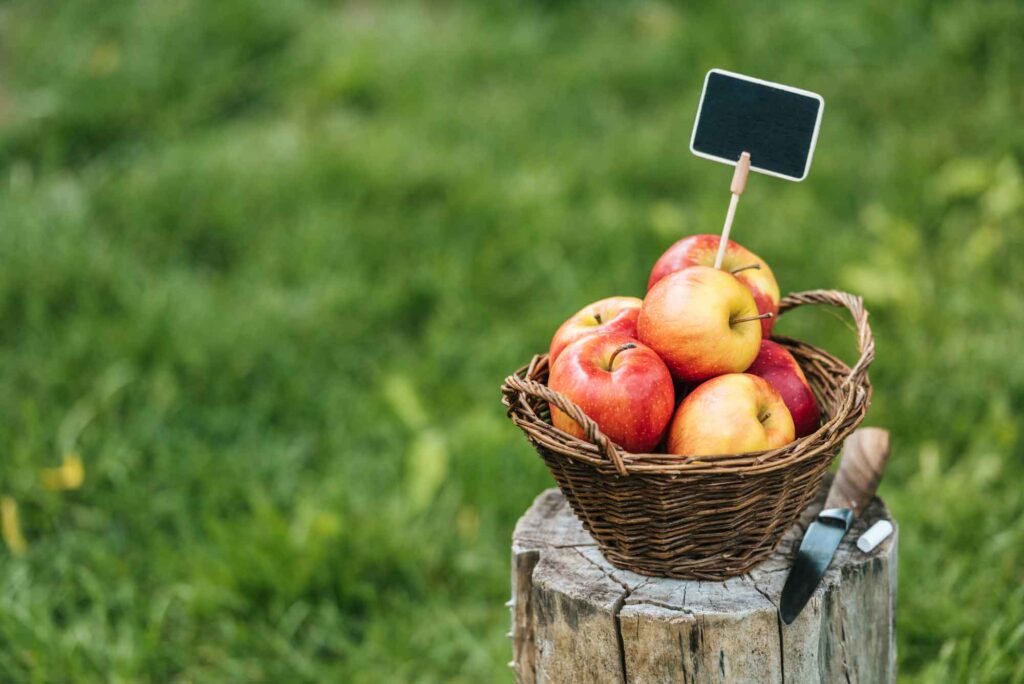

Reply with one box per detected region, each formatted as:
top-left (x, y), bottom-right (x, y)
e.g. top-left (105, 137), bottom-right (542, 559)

top-left (856, 520), bottom-right (894, 553)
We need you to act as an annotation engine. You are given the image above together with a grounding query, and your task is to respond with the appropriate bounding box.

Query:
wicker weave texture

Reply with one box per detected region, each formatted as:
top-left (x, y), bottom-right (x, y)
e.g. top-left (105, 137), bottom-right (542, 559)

top-left (502, 290), bottom-right (873, 580)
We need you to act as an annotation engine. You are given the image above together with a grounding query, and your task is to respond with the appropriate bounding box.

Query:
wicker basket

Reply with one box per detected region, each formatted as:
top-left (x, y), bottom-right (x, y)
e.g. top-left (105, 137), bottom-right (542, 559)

top-left (501, 290), bottom-right (874, 580)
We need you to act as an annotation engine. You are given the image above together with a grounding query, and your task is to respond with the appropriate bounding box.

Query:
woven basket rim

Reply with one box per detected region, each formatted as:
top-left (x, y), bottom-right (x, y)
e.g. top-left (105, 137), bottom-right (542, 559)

top-left (502, 289), bottom-right (873, 477)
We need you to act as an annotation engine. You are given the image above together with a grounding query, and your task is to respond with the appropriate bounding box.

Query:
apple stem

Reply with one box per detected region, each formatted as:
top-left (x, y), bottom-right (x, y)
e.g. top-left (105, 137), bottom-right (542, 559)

top-left (731, 264), bottom-right (761, 275)
top-left (608, 343), bottom-right (637, 369)
top-left (593, 312), bottom-right (602, 324)
top-left (731, 312), bottom-right (774, 325)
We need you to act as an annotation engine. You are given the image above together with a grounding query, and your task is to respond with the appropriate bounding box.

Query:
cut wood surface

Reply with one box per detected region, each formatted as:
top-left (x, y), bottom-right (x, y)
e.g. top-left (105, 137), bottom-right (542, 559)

top-left (510, 477), bottom-right (897, 683)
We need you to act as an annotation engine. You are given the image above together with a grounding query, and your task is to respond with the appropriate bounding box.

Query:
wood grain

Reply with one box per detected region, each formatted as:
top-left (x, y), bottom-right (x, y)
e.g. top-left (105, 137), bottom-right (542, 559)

top-left (824, 427), bottom-right (891, 516)
top-left (510, 481), bottom-right (897, 683)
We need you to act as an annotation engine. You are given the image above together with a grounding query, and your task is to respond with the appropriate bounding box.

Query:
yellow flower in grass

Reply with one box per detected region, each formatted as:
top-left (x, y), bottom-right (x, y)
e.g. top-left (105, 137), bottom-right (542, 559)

top-left (40, 452), bottom-right (85, 491)
top-left (1, 497), bottom-right (27, 555)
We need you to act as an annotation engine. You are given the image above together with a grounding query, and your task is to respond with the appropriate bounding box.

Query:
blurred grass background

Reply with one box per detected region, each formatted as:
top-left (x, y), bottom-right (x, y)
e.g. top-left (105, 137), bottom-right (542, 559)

top-left (1, 0), bottom-right (1023, 681)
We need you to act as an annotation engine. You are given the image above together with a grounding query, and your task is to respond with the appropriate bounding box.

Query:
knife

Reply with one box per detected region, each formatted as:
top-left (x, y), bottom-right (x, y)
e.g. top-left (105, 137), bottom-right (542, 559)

top-left (780, 427), bottom-right (891, 624)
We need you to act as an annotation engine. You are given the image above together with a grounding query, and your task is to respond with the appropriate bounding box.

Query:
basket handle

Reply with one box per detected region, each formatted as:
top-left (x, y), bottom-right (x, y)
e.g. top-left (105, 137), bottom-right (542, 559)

top-left (502, 373), bottom-right (629, 476)
top-left (777, 289), bottom-right (875, 385)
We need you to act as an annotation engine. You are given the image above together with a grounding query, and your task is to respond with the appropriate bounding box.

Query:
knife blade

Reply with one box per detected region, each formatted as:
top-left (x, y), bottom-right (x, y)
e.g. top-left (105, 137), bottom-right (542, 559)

top-left (780, 427), bottom-right (891, 625)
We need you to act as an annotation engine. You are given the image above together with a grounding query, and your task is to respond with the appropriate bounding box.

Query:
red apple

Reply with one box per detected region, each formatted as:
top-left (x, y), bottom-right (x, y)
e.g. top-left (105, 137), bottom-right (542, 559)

top-left (638, 266), bottom-right (764, 382)
top-left (666, 373), bottom-right (795, 457)
top-left (648, 234), bottom-right (780, 337)
top-left (548, 333), bottom-right (674, 453)
top-left (746, 340), bottom-right (821, 438)
top-left (549, 296), bottom-right (642, 363)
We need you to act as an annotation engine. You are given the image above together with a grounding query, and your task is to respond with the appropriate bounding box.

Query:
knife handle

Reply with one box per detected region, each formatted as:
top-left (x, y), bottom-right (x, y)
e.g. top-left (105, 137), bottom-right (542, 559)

top-left (824, 428), bottom-right (891, 517)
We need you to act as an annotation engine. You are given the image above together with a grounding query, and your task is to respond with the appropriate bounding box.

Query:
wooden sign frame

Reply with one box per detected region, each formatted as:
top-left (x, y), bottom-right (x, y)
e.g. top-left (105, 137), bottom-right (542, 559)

top-left (689, 68), bottom-right (825, 182)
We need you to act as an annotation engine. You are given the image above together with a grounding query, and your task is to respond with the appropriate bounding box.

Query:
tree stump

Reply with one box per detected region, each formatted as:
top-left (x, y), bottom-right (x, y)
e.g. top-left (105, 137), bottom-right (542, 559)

top-left (509, 478), bottom-right (897, 683)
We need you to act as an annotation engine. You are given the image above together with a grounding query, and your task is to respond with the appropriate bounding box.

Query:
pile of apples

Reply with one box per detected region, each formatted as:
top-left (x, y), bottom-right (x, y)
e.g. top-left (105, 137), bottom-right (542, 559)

top-left (547, 234), bottom-right (820, 457)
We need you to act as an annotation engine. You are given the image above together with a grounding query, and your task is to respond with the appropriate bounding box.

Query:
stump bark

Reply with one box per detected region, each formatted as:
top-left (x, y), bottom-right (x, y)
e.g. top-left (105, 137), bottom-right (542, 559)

top-left (509, 477), bottom-right (897, 683)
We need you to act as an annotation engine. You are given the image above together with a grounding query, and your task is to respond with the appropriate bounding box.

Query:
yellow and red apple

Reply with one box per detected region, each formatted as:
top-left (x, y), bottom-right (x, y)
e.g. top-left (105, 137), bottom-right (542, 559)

top-left (747, 340), bottom-right (821, 437)
top-left (648, 234), bottom-right (780, 337)
top-left (666, 373), bottom-right (794, 457)
top-left (549, 296), bottom-right (642, 363)
top-left (548, 333), bottom-right (674, 453)
top-left (638, 266), bottom-right (763, 383)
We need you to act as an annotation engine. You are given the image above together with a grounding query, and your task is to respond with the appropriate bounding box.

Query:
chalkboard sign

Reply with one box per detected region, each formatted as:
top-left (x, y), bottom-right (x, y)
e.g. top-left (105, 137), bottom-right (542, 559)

top-left (690, 69), bottom-right (824, 182)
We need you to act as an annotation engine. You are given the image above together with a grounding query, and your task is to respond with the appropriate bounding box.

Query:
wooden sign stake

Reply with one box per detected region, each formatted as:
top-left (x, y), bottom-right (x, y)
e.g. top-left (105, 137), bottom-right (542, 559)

top-left (713, 151), bottom-right (750, 269)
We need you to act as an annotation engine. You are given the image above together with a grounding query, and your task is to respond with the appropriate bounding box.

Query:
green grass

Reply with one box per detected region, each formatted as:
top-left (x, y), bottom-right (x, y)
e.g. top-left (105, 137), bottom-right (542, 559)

top-left (1, 0), bottom-right (1023, 681)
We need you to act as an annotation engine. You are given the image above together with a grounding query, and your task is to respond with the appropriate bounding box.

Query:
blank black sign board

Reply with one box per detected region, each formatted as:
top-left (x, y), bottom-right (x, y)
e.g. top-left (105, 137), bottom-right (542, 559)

top-left (690, 69), bottom-right (824, 181)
